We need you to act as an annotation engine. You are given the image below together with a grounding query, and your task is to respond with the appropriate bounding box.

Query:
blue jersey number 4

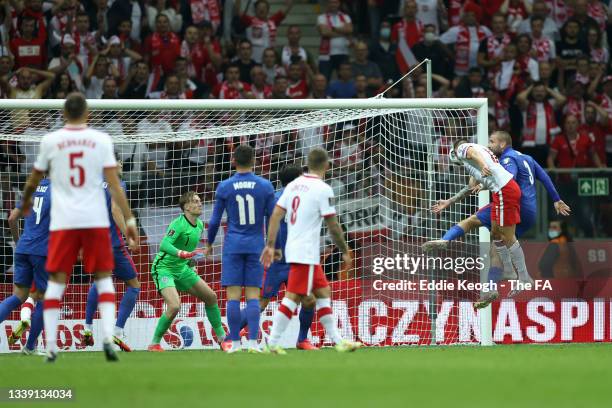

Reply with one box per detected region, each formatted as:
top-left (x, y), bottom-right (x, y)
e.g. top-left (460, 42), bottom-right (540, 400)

top-left (33, 196), bottom-right (44, 225)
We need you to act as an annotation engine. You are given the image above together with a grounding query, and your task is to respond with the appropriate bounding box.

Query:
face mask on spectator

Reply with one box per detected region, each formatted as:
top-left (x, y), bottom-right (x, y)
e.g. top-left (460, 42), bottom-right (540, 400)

top-left (380, 27), bottom-right (391, 40)
top-left (424, 32), bottom-right (437, 44)
top-left (548, 229), bottom-right (561, 239)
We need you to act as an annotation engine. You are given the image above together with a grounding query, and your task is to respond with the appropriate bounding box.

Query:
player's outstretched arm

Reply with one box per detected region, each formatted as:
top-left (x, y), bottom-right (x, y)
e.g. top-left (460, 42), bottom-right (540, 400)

top-left (104, 167), bottom-right (139, 249)
top-left (20, 169), bottom-right (44, 215)
top-left (324, 215), bottom-right (352, 267)
top-left (433, 177), bottom-right (480, 214)
top-left (532, 161), bottom-right (570, 215)
top-left (8, 208), bottom-right (22, 243)
top-left (261, 206), bottom-right (286, 268)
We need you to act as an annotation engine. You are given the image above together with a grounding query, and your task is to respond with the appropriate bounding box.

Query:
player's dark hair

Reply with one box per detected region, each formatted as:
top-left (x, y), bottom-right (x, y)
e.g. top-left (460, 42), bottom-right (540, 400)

top-left (64, 92), bottom-right (88, 121)
top-left (452, 138), bottom-right (469, 153)
top-left (234, 144), bottom-right (254, 167)
top-left (179, 191), bottom-right (198, 211)
top-left (493, 130), bottom-right (512, 147)
top-left (307, 147), bottom-right (329, 171)
top-left (279, 164), bottom-right (303, 187)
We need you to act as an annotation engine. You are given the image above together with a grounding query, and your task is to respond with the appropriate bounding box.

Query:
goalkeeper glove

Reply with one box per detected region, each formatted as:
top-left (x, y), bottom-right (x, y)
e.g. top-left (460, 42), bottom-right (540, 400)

top-left (177, 249), bottom-right (205, 259)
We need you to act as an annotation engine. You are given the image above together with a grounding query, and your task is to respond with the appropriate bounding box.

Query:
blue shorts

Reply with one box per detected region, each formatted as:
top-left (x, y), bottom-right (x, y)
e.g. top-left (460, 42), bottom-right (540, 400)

top-left (262, 262), bottom-right (290, 299)
top-left (476, 204), bottom-right (536, 238)
top-left (14, 253), bottom-right (48, 292)
top-left (221, 253), bottom-right (264, 288)
top-left (113, 246), bottom-right (137, 281)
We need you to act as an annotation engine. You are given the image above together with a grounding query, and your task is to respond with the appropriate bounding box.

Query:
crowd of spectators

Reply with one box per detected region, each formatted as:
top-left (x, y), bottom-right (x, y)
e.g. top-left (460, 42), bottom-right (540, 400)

top-left (0, 0), bottom-right (610, 211)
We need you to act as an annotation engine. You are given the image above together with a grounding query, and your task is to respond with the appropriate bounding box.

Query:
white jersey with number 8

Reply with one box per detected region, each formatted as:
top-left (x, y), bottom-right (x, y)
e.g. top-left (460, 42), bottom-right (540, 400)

top-left (33, 124), bottom-right (117, 231)
top-left (456, 143), bottom-right (513, 192)
top-left (276, 174), bottom-right (336, 265)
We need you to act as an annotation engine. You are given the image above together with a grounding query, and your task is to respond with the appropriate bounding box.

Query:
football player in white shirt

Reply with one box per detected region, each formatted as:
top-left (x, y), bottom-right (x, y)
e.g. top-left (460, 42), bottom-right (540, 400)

top-left (260, 148), bottom-right (362, 354)
top-left (20, 93), bottom-right (139, 363)
top-left (423, 138), bottom-right (533, 296)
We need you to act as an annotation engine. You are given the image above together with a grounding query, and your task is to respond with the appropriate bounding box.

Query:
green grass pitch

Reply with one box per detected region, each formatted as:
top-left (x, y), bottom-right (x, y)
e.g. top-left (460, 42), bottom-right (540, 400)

top-left (1, 344), bottom-right (610, 408)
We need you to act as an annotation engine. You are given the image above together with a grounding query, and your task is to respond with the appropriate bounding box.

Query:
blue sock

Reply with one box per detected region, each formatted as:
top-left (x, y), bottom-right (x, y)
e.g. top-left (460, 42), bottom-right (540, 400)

top-left (116, 287), bottom-right (140, 329)
top-left (0, 295), bottom-right (22, 322)
top-left (239, 307), bottom-right (248, 330)
top-left (227, 300), bottom-right (241, 341)
top-left (85, 284), bottom-right (98, 326)
top-left (297, 307), bottom-right (315, 343)
top-left (25, 302), bottom-right (44, 351)
top-left (488, 267), bottom-right (503, 284)
top-left (442, 225), bottom-right (465, 241)
top-left (246, 299), bottom-right (260, 341)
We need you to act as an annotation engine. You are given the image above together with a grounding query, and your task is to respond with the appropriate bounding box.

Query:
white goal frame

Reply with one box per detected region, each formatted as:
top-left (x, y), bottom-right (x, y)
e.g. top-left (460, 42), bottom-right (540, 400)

top-left (0, 97), bottom-right (492, 346)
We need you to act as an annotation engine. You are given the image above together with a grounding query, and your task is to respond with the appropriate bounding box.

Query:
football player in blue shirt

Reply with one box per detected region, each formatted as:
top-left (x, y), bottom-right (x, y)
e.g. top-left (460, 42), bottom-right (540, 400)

top-left (424, 131), bottom-right (570, 306)
top-left (83, 160), bottom-right (141, 352)
top-left (206, 145), bottom-right (276, 353)
top-left (1, 178), bottom-right (51, 354)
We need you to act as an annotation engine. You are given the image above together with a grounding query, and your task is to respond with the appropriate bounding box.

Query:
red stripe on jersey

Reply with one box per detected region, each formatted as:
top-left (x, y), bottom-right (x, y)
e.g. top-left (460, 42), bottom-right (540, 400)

top-left (44, 299), bottom-right (61, 310)
top-left (278, 304), bottom-right (294, 319)
top-left (98, 293), bottom-right (115, 303)
top-left (318, 307), bottom-right (332, 317)
top-left (323, 212), bottom-right (336, 219)
top-left (22, 302), bottom-right (34, 311)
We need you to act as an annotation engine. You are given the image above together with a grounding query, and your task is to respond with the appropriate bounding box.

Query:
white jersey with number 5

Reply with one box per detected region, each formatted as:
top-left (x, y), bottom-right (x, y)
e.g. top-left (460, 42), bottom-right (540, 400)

top-left (456, 143), bottom-right (513, 192)
top-left (33, 124), bottom-right (117, 231)
top-left (276, 174), bottom-right (336, 265)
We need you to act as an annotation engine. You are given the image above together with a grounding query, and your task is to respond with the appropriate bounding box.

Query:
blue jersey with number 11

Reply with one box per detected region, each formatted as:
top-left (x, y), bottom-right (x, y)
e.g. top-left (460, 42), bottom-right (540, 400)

top-left (208, 172), bottom-right (275, 254)
top-left (16, 178), bottom-right (51, 257)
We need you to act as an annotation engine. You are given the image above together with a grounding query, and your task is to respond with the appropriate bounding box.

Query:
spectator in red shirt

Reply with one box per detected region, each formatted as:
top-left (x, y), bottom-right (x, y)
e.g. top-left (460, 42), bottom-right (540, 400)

top-left (286, 61), bottom-right (310, 99)
top-left (180, 24), bottom-right (221, 85)
top-left (11, 0), bottom-right (47, 42)
top-left (212, 63), bottom-right (253, 99)
top-left (10, 16), bottom-right (46, 69)
top-left (580, 101), bottom-right (611, 166)
top-left (547, 114), bottom-right (603, 169)
top-left (477, 13), bottom-right (510, 80)
top-left (235, 0), bottom-right (293, 63)
top-left (144, 13), bottom-right (181, 77)
top-left (391, 0), bottom-right (423, 73)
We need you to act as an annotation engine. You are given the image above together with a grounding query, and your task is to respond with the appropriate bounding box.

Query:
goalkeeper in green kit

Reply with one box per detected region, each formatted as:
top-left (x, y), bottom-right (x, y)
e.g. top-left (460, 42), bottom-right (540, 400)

top-left (148, 191), bottom-right (225, 351)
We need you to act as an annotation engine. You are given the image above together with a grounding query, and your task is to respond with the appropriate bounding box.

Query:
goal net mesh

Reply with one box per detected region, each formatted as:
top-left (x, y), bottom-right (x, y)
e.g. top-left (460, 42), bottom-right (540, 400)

top-left (0, 104), bottom-right (484, 351)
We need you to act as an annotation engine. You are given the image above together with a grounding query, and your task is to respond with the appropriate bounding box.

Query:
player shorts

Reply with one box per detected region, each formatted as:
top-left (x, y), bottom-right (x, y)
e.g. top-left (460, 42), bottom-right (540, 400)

top-left (477, 205), bottom-right (536, 238)
top-left (262, 262), bottom-right (290, 299)
top-left (152, 265), bottom-right (200, 293)
top-left (287, 263), bottom-right (328, 296)
top-left (221, 253), bottom-right (264, 288)
top-left (47, 228), bottom-right (114, 275)
top-left (491, 180), bottom-right (521, 227)
top-left (14, 253), bottom-right (48, 293)
top-left (113, 246), bottom-right (138, 281)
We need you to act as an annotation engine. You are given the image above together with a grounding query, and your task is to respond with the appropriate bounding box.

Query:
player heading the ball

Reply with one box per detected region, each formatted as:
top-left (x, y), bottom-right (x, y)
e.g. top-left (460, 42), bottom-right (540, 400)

top-left (260, 147), bottom-right (362, 353)
top-left (21, 92), bottom-right (139, 363)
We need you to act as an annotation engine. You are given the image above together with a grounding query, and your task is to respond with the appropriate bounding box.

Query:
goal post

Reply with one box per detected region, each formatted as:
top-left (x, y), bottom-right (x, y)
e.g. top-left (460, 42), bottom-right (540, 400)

top-left (0, 97), bottom-right (491, 351)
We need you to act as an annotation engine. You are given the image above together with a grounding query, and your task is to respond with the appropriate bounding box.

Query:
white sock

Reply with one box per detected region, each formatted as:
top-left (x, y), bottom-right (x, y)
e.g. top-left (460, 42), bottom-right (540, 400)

top-left (268, 297), bottom-right (297, 346)
top-left (509, 241), bottom-right (531, 282)
top-left (44, 281), bottom-right (66, 353)
top-left (20, 297), bottom-right (35, 323)
top-left (248, 339), bottom-right (258, 349)
top-left (95, 277), bottom-right (116, 344)
top-left (85, 323), bottom-right (93, 332)
top-left (232, 340), bottom-right (241, 349)
top-left (494, 241), bottom-right (514, 274)
top-left (114, 326), bottom-right (123, 337)
top-left (316, 298), bottom-right (343, 344)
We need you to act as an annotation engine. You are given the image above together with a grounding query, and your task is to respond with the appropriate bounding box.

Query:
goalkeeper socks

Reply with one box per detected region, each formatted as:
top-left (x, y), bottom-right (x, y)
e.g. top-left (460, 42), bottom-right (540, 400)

top-left (246, 299), bottom-right (260, 341)
top-left (316, 298), bottom-right (342, 344)
top-left (509, 241), bottom-right (531, 282)
top-left (152, 313), bottom-right (173, 344)
top-left (116, 286), bottom-right (140, 330)
top-left (227, 300), bottom-right (241, 341)
top-left (268, 297), bottom-right (297, 346)
top-left (494, 241), bottom-right (514, 275)
top-left (297, 306), bottom-right (315, 343)
top-left (442, 225), bottom-right (465, 241)
top-left (204, 304), bottom-right (226, 339)
top-left (85, 283), bottom-right (98, 326)
top-left (95, 277), bottom-right (116, 344)
top-left (488, 266), bottom-right (503, 284)
top-left (44, 281), bottom-right (66, 353)
top-left (26, 302), bottom-right (44, 351)
top-left (20, 297), bottom-right (36, 323)
top-left (0, 295), bottom-right (22, 322)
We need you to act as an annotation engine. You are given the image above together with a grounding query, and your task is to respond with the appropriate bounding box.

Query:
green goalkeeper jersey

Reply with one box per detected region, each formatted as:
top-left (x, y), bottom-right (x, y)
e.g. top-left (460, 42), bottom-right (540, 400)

top-left (152, 215), bottom-right (204, 273)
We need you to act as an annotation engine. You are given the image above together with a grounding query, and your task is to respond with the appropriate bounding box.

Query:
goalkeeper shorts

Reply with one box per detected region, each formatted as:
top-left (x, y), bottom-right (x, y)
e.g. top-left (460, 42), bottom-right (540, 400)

top-left (152, 265), bottom-right (199, 293)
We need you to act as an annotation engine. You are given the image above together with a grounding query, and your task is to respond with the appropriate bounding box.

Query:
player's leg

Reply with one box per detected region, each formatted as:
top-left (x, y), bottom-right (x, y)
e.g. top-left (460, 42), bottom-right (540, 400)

top-left (149, 285), bottom-right (181, 351)
top-left (185, 276), bottom-right (226, 344)
top-left (43, 230), bottom-right (79, 361)
top-left (112, 247), bottom-right (141, 351)
top-left (83, 282), bottom-right (98, 346)
top-left (222, 253), bottom-right (245, 352)
top-left (296, 294), bottom-right (317, 350)
top-left (84, 228), bottom-right (118, 361)
top-left (0, 253), bottom-right (33, 323)
top-left (243, 253), bottom-right (265, 351)
top-left (23, 290), bottom-right (45, 354)
top-left (20, 292), bottom-right (36, 325)
top-left (423, 212), bottom-right (485, 252)
top-left (266, 288), bottom-right (303, 353)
